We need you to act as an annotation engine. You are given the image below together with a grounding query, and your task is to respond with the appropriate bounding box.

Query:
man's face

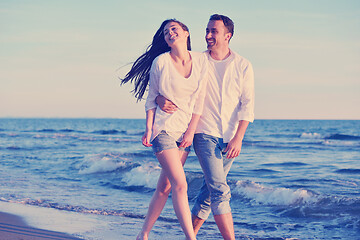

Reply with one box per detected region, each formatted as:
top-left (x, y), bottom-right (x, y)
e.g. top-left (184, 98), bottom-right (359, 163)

top-left (205, 20), bottom-right (231, 51)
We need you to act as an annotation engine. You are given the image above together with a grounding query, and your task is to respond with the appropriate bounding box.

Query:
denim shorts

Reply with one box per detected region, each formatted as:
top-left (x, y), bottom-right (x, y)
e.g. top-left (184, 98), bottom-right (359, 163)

top-left (151, 131), bottom-right (191, 153)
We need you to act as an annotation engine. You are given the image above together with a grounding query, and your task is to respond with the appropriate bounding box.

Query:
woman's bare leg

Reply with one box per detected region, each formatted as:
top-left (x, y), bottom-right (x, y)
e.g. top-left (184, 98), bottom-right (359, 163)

top-left (136, 170), bottom-right (171, 240)
top-left (156, 148), bottom-right (195, 239)
top-left (137, 150), bottom-right (189, 240)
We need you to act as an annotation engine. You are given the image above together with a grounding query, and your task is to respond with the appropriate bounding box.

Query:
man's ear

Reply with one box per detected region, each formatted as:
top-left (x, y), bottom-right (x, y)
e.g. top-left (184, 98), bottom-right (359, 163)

top-left (225, 32), bottom-right (232, 42)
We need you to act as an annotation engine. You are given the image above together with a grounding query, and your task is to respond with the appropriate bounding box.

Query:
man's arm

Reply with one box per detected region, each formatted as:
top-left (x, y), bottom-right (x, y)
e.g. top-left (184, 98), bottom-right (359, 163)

top-left (224, 60), bottom-right (254, 159)
top-left (155, 95), bottom-right (178, 114)
top-left (224, 120), bottom-right (249, 159)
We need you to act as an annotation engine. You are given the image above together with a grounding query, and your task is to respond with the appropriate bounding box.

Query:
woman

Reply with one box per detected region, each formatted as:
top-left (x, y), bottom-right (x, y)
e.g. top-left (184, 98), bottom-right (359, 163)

top-left (121, 19), bottom-right (207, 240)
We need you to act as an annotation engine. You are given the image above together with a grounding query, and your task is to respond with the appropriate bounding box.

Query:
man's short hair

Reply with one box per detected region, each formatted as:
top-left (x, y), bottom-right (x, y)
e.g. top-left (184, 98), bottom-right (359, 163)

top-left (209, 14), bottom-right (234, 40)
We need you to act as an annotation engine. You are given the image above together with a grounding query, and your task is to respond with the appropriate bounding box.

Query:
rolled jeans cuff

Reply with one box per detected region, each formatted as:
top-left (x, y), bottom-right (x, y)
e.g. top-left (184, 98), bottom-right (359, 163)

top-left (192, 198), bottom-right (232, 219)
top-left (211, 199), bottom-right (232, 216)
top-left (192, 202), bottom-right (211, 220)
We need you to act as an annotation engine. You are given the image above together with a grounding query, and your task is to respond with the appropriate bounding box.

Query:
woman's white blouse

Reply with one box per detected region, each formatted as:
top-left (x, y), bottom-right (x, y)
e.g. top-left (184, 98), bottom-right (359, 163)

top-left (145, 51), bottom-right (208, 142)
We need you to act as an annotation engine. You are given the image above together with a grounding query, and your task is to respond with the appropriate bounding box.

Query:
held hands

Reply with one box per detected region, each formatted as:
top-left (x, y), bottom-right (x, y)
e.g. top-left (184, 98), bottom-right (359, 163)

top-left (224, 136), bottom-right (243, 159)
top-left (142, 129), bottom-right (152, 147)
top-left (156, 95), bottom-right (178, 114)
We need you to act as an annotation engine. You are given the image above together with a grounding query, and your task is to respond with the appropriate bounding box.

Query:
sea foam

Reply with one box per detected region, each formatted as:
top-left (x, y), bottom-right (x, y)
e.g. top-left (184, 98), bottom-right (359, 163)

top-left (300, 132), bottom-right (323, 139)
top-left (78, 153), bottom-right (129, 174)
top-left (233, 180), bottom-right (316, 206)
top-left (123, 163), bottom-right (161, 189)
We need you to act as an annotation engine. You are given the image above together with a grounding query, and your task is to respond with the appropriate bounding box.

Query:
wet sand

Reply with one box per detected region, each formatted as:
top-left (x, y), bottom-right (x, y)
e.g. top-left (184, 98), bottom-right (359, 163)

top-left (0, 211), bottom-right (81, 240)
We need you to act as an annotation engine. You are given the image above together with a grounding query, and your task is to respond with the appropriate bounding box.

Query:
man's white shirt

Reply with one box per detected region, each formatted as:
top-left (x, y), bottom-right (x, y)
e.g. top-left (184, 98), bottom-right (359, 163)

top-left (195, 49), bottom-right (255, 143)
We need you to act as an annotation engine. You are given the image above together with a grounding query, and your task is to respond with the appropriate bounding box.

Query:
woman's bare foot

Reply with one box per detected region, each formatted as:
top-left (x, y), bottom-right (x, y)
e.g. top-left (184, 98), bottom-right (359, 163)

top-left (136, 231), bottom-right (148, 240)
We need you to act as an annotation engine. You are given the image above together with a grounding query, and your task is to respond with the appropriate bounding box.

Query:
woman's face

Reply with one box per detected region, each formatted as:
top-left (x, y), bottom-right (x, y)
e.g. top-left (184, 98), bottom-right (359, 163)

top-left (163, 22), bottom-right (189, 48)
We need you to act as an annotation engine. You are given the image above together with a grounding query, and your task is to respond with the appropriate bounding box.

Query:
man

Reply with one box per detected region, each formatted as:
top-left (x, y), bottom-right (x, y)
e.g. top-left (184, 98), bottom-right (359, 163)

top-left (157, 14), bottom-right (254, 239)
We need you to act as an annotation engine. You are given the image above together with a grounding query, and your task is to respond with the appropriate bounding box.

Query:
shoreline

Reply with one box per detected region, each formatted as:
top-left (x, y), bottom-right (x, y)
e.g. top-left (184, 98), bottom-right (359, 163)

top-left (0, 201), bottom-right (147, 240)
top-left (0, 211), bottom-right (81, 240)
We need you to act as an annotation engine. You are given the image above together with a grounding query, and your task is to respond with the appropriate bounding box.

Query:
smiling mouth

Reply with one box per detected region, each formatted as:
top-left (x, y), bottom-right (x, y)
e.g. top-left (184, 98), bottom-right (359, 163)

top-left (206, 39), bottom-right (215, 45)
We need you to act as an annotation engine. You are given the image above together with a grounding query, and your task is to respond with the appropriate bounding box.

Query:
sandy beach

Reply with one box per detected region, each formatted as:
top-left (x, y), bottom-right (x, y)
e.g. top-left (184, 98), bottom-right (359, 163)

top-left (0, 211), bottom-right (81, 240)
top-left (0, 201), bottom-right (150, 240)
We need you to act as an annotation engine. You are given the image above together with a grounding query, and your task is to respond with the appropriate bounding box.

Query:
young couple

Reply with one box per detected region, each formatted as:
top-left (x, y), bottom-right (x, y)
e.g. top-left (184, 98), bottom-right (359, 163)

top-left (121, 14), bottom-right (254, 240)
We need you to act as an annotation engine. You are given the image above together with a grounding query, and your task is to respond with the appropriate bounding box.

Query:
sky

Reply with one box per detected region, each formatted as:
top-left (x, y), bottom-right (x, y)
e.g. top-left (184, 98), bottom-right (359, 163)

top-left (1, 0), bottom-right (359, 119)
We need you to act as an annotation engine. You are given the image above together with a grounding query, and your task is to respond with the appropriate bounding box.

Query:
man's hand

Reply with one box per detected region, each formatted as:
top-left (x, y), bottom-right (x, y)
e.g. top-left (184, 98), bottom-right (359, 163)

top-left (224, 120), bottom-right (249, 159)
top-left (156, 95), bottom-right (178, 114)
top-left (224, 136), bottom-right (243, 159)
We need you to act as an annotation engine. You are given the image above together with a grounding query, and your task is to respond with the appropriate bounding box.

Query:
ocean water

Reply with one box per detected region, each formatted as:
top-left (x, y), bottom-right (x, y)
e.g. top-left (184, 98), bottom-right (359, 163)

top-left (0, 118), bottom-right (359, 240)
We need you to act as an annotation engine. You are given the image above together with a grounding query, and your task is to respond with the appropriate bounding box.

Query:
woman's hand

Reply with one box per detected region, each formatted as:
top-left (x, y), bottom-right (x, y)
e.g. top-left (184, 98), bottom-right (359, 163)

top-left (179, 113), bottom-right (200, 149)
top-left (142, 129), bottom-right (152, 147)
top-left (179, 129), bottom-right (194, 148)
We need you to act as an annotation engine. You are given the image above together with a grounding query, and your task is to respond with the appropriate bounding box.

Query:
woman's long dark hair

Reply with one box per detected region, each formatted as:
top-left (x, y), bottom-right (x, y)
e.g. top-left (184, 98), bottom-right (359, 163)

top-left (120, 19), bottom-right (191, 101)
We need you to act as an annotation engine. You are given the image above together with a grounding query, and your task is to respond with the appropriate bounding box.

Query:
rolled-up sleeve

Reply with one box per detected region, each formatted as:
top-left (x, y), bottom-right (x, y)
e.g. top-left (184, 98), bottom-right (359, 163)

top-left (145, 60), bottom-right (160, 112)
top-left (237, 62), bottom-right (255, 122)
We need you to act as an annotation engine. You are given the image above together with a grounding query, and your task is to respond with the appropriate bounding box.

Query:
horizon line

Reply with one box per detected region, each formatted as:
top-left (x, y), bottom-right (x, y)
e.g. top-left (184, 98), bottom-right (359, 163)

top-left (0, 117), bottom-right (359, 121)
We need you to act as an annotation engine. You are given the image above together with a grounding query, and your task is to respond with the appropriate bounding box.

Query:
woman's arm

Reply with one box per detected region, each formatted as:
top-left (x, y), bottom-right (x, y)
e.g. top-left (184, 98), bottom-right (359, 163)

top-left (179, 113), bottom-right (201, 148)
top-left (178, 56), bottom-right (208, 148)
top-left (142, 108), bottom-right (156, 147)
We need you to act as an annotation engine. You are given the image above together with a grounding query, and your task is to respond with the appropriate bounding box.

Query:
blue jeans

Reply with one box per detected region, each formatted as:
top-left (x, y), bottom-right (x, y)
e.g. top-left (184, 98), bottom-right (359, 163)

top-left (191, 133), bottom-right (234, 219)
